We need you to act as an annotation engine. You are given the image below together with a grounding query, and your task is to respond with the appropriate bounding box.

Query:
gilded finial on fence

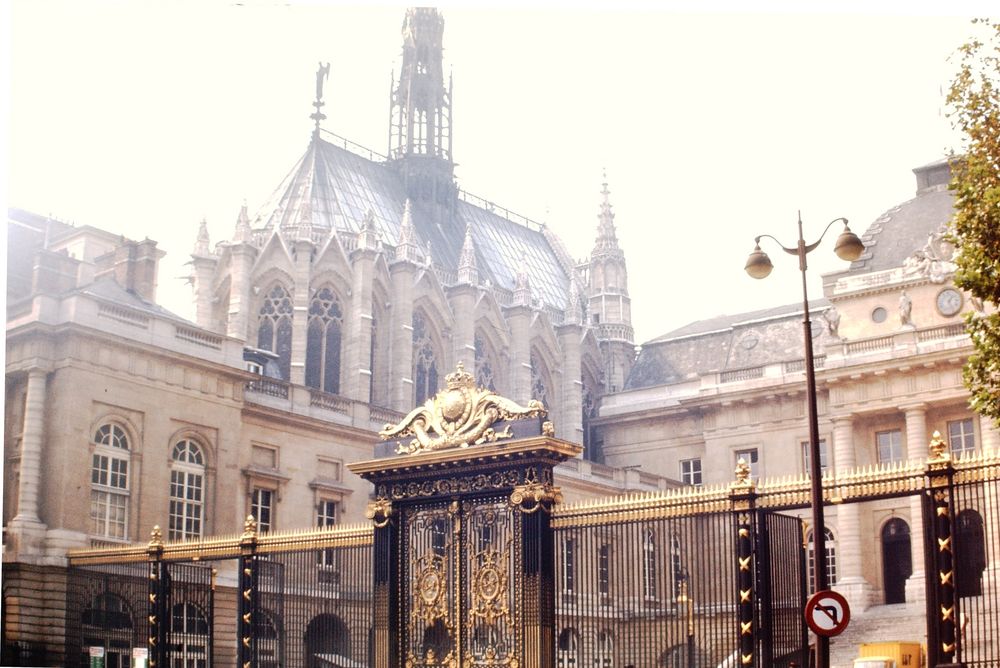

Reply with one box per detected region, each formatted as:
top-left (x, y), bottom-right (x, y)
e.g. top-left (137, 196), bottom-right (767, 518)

top-left (929, 430), bottom-right (950, 462)
top-left (732, 457), bottom-right (755, 490)
top-left (242, 515), bottom-right (258, 539)
top-left (148, 525), bottom-right (164, 550)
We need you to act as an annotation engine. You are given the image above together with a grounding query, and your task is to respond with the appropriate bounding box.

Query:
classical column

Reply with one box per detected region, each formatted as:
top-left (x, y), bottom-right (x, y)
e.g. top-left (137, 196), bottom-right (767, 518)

top-left (830, 414), bottom-right (871, 611)
top-left (12, 368), bottom-right (48, 525)
top-left (903, 404), bottom-right (928, 603)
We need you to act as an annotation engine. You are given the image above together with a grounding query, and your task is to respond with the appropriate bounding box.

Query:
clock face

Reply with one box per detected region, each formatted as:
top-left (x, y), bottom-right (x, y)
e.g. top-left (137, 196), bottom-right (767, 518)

top-left (937, 288), bottom-right (963, 317)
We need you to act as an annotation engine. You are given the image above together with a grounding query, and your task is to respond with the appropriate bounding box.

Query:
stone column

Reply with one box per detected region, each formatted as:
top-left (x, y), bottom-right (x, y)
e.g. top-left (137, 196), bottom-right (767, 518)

top-left (227, 244), bottom-right (257, 341)
top-left (557, 323), bottom-right (584, 444)
top-left (505, 305), bottom-right (533, 404)
top-left (830, 414), bottom-right (872, 611)
top-left (447, 284), bottom-right (477, 373)
top-left (190, 255), bottom-right (218, 330)
top-left (8, 368), bottom-right (50, 560)
top-left (903, 404), bottom-right (928, 603)
top-left (389, 262), bottom-right (416, 412)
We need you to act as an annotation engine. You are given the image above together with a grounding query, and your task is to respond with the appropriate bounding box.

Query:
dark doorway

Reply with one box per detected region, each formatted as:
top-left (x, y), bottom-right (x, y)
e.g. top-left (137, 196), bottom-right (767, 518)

top-left (304, 614), bottom-right (350, 668)
top-left (881, 518), bottom-right (912, 604)
top-left (956, 509), bottom-right (987, 597)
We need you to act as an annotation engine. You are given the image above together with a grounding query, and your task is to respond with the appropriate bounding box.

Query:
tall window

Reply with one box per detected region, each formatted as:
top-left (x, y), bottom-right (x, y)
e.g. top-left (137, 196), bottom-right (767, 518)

top-left (474, 333), bottom-right (497, 392)
top-left (807, 527), bottom-right (837, 591)
top-left (562, 539), bottom-right (576, 595)
top-left (876, 429), bottom-right (903, 464)
top-left (948, 418), bottom-right (976, 457)
top-left (801, 439), bottom-right (829, 476)
top-left (169, 440), bottom-right (205, 540)
top-left (412, 312), bottom-right (439, 406)
top-left (596, 630), bottom-right (614, 667)
top-left (598, 544), bottom-right (611, 598)
top-left (317, 500), bottom-right (338, 572)
top-left (258, 285), bottom-right (293, 380)
top-left (734, 448), bottom-right (759, 480)
top-left (642, 529), bottom-right (657, 600)
top-left (91, 424), bottom-right (130, 539)
top-left (170, 602), bottom-right (209, 668)
top-left (306, 287), bottom-right (343, 394)
top-left (252, 488), bottom-right (274, 533)
top-left (670, 535), bottom-right (683, 599)
top-left (557, 628), bottom-right (578, 668)
top-left (680, 458), bottom-right (702, 486)
top-left (530, 351), bottom-right (549, 406)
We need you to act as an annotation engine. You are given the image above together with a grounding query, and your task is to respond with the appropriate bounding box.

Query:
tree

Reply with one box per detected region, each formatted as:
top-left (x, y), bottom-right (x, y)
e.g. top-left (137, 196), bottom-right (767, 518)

top-left (948, 19), bottom-right (1000, 423)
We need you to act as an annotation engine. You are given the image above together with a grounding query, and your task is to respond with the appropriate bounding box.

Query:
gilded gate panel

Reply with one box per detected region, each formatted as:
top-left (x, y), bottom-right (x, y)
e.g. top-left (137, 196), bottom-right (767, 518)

top-left (405, 503), bottom-right (460, 668)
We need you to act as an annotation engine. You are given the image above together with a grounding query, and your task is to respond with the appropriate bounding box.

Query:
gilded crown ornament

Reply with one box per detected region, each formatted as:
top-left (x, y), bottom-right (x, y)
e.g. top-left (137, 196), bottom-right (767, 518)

top-left (380, 362), bottom-right (547, 455)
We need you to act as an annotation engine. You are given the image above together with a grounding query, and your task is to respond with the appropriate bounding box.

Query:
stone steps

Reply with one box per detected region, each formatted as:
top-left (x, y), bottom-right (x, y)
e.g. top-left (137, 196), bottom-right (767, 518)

top-left (828, 602), bottom-right (926, 668)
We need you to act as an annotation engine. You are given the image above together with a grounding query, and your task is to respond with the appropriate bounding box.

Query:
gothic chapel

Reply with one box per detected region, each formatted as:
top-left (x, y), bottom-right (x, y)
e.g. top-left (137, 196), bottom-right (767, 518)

top-left (190, 8), bottom-right (634, 461)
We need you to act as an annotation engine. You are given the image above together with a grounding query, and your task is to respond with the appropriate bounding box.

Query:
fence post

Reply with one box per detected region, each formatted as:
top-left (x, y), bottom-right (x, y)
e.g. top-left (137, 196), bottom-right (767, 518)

top-left (238, 516), bottom-right (259, 668)
top-left (147, 526), bottom-right (168, 668)
top-left (925, 431), bottom-right (963, 668)
top-left (366, 497), bottom-right (400, 668)
top-left (731, 459), bottom-right (758, 668)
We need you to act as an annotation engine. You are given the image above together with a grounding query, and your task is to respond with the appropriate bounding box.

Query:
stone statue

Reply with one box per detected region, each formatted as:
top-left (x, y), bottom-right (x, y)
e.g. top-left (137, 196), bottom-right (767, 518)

top-left (315, 62), bottom-right (330, 102)
top-left (823, 305), bottom-right (841, 338)
top-left (899, 290), bottom-right (913, 327)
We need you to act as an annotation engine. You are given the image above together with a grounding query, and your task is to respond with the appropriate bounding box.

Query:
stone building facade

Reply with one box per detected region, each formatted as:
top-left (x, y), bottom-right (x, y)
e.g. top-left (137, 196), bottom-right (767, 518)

top-left (598, 158), bottom-right (998, 613)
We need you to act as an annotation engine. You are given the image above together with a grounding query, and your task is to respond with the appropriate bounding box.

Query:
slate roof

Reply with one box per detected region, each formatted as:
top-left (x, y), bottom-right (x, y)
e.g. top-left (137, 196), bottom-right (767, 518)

top-left (626, 300), bottom-right (834, 390)
top-left (78, 277), bottom-right (194, 324)
top-left (251, 137), bottom-right (571, 309)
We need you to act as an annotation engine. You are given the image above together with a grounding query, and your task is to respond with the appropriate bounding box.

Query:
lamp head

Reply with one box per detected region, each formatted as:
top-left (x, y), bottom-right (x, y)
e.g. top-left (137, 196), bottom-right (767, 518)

top-left (744, 243), bottom-right (773, 279)
top-left (834, 223), bottom-right (864, 262)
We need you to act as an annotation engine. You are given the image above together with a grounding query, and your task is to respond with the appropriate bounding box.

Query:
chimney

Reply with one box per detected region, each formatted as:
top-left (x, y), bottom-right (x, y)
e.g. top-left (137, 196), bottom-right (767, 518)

top-left (913, 158), bottom-right (955, 195)
top-left (95, 238), bottom-right (164, 302)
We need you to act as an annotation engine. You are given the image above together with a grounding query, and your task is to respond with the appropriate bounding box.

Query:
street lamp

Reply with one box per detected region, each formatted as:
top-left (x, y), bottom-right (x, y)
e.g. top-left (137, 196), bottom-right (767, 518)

top-left (744, 212), bottom-right (863, 668)
top-left (676, 570), bottom-right (695, 668)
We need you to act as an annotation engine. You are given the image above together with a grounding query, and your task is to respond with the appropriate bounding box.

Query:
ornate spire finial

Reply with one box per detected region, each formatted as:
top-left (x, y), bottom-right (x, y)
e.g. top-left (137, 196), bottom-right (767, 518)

top-left (148, 525), bottom-right (164, 549)
top-left (457, 224), bottom-right (478, 284)
top-left (194, 218), bottom-right (210, 255)
top-left (565, 276), bottom-right (582, 325)
top-left (358, 209), bottom-right (382, 251)
top-left (513, 259), bottom-right (532, 307)
top-left (593, 171), bottom-right (621, 256)
top-left (310, 62), bottom-right (331, 139)
top-left (731, 457), bottom-right (755, 490)
top-left (242, 514), bottom-right (258, 540)
top-left (928, 430), bottom-right (950, 462)
top-left (234, 202), bottom-right (252, 244)
top-left (394, 198), bottom-right (423, 264)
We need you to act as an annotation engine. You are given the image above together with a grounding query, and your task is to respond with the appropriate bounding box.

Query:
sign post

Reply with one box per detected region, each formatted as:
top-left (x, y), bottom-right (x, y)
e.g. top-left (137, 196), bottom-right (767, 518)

top-left (805, 590), bottom-right (851, 638)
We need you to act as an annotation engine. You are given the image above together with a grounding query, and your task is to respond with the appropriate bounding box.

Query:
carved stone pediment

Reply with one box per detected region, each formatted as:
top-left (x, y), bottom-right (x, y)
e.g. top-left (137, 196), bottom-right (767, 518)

top-left (903, 223), bottom-right (956, 284)
top-left (379, 363), bottom-right (547, 455)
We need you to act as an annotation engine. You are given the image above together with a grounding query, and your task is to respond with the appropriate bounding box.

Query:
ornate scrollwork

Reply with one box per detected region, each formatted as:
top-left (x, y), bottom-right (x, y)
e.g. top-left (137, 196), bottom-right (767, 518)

top-left (509, 482), bottom-right (562, 514)
top-left (469, 544), bottom-right (512, 626)
top-left (380, 363), bottom-right (547, 455)
top-left (366, 498), bottom-right (393, 528)
top-left (413, 551), bottom-right (449, 625)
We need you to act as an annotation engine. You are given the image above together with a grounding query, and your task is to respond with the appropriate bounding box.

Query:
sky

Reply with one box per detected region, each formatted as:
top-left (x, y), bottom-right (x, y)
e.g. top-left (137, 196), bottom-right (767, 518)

top-left (3, 1), bottom-right (989, 344)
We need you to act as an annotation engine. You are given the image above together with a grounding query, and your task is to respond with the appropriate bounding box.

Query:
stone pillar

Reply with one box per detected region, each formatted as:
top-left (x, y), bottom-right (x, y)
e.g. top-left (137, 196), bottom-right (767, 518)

top-left (830, 414), bottom-right (872, 611)
top-left (903, 404), bottom-right (928, 603)
top-left (346, 248), bottom-right (376, 406)
top-left (289, 239), bottom-right (313, 386)
top-left (389, 262), bottom-right (416, 412)
top-left (448, 284), bottom-right (477, 373)
top-left (557, 323), bottom-right (584, 444)
top-left (190, 255), bottom-right (218, 331)
top-left (227, 245), bottom-right (257, 341)
top-left (7, 368), bottom-right (51, 562)
top-left (506, 305), bottom-right (533, 404)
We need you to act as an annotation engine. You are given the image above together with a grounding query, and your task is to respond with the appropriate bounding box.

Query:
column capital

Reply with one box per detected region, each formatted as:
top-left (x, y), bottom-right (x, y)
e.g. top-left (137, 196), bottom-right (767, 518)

top-left (900, 402), bottom-right (929, 415)
top-left (830, 413), bottom-right (855, 425)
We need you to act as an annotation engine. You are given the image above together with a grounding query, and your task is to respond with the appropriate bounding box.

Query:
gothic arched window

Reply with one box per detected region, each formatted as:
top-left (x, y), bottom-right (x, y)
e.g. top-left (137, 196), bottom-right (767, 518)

top-left (413, 311), bottom-right (439, 406)
top-left (91, 424), bottom-right (130, 540)
top-left (169, 439), bottom-right (205, 541)
top-left (530, 351), bottom-right (548, 406)
top-left (306, 287), bottom-right (343, 394)
top-left (258, 285), bottom-right (293, 380)
top-left (474, 333), bottom-right (497, 392)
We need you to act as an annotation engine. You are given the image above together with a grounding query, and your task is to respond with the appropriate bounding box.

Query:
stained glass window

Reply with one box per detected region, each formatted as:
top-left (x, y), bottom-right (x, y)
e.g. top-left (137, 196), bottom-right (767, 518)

top-left (258, 285), bottom-right (293, 380)
top-left (413, 311), bottom-right (439, 406)
top-left (306, 287), bottom-right (343, 394)
top-left (474, 333), bottom-right (497, 392)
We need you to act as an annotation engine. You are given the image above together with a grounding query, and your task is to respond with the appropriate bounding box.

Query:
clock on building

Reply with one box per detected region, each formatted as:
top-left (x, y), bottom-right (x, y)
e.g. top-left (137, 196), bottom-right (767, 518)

top-left (936, 288), bottom-right (963, 317)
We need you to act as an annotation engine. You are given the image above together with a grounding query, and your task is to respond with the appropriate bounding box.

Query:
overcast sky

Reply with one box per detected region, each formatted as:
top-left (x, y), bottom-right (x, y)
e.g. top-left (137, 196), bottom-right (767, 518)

top-left (3, 1), bottom-right (987, 344)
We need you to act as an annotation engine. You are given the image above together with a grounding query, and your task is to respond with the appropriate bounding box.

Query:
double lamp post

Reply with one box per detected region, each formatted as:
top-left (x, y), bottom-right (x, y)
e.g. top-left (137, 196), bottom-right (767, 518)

top-left (744, 213), bottom-right (864, 668)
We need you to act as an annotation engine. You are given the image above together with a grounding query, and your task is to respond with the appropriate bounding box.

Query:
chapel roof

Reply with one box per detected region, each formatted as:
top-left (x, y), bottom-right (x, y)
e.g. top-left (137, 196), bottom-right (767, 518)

top-left (248, 137), bottom-right (571, 309)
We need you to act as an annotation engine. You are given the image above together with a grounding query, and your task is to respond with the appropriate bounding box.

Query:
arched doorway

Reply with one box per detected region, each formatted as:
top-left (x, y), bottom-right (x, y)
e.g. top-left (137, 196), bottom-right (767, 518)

top-left (881, 518), bottom-right (912, 604)
top-left (956, 509), bottom-right (987, 597)
top-left (304, 614), bottom-right (350, 668)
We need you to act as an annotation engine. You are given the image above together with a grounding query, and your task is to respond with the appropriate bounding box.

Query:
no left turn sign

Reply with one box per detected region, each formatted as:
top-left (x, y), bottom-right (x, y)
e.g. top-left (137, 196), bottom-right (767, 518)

top-left (804, 590), bottom-right (851, 637)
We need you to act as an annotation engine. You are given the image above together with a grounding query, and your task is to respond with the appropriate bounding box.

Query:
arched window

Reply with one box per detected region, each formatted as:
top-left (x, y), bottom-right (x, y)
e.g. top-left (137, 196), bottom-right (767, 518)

top-left (642, 528), bottom-right (657, 601)
top-left (670, 535), bottom-right (683, 600)
top-left (807, 527), bottom-right (837, 591)
top-left (582, 381), bottom-right (602, 462)
top-left (474, 333), bottom-right (497, 392)
top-left (306, 287), bottom-right (343, 394)
top-left (413, 311), bottom-right (439, 406)
top-left (91, 424), bottom-right (130, 539)
top-left (596, 630), bottom-right (614, 667)
top-left (530, 351), bottom-right (549, 406)
top-left (956, 509), bottom-right (987, 597)
top-left (170, 602), bottom-right (209, 668)
top-left (557, 628), bottom-right (578, 668)
top-left (304, 614), bottom-right (350, 668)
top-left (258, 285), bottom-right (293, 380)
top-left (169, 440), bottom-right (205, 541)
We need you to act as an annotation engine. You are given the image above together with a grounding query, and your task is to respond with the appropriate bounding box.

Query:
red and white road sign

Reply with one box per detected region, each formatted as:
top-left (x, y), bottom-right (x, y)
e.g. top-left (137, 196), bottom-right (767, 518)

top-left (804, 590), bottom-right (851, 637)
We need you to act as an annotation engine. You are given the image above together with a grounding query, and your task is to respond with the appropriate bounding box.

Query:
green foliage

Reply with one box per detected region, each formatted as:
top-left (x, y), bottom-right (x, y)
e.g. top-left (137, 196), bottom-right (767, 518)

top-left (948, 20), bottom-right (1000, 422)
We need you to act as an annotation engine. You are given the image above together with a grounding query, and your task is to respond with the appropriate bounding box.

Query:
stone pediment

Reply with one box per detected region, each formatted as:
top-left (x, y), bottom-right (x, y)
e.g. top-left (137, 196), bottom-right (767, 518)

top-left (378, 363), bottom-right (550, 456)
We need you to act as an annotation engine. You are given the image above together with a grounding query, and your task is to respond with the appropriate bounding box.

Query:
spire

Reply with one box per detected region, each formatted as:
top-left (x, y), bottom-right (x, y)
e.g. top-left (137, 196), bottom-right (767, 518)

top-left (457, 224), bottom-right (478, 285)
top-left (593, 170), bottom-right (621, 256)
top-left (310, 62), bottom-right (331, 140)
top-left (194, 218), bottom-right (211, 255)
top-left (394, 198), bottom-right (423, 264)
top-left (234, 201), bottom-right (252, 244)
top-left (513, 258), bottom-right (532, 307)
